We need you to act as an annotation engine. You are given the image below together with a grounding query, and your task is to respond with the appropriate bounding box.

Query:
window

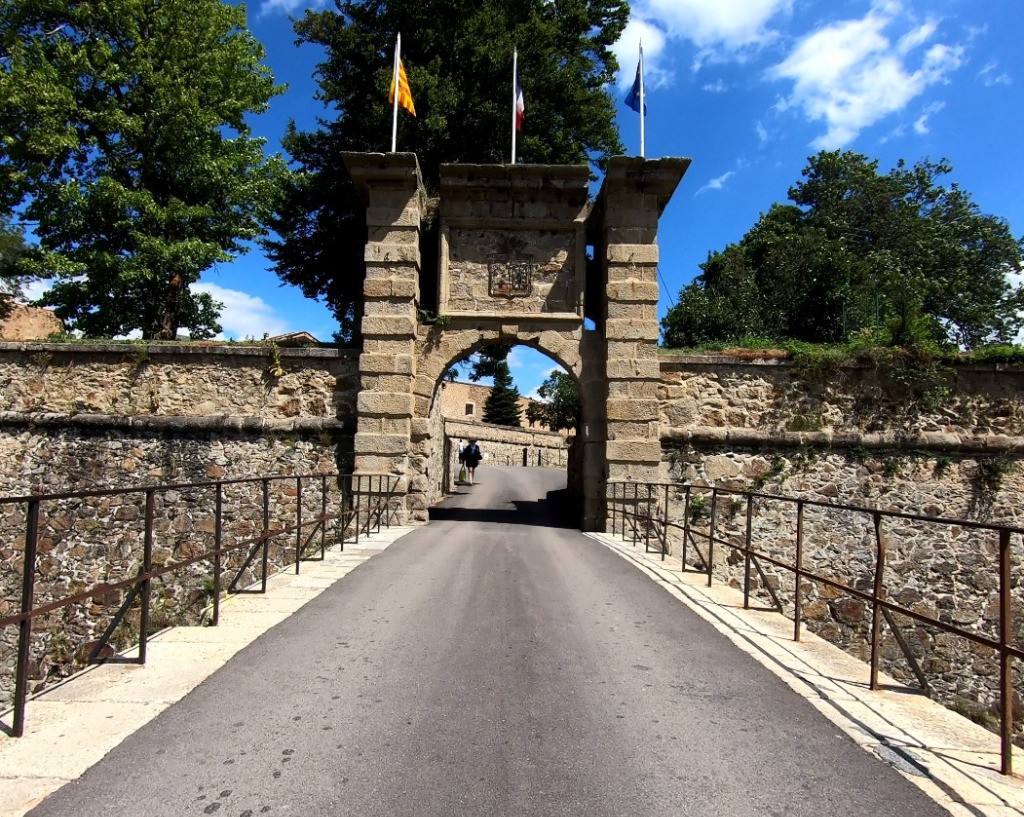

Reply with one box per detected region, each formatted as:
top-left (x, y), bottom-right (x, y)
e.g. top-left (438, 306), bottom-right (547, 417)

top-left (465, 402), bottom-right (475, 416)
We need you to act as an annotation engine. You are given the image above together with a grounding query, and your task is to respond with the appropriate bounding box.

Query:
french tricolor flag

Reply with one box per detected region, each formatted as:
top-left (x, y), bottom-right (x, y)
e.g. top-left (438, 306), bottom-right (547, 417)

top-left (515, 80), bottom-right (525, 131)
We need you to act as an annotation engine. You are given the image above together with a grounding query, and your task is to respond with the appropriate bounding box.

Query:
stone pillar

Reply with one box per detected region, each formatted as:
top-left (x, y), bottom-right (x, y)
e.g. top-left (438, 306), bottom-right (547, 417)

top-left (598, 157), bottom-right (689, 493)
top-left (343, 153), bottom-right (424, 523)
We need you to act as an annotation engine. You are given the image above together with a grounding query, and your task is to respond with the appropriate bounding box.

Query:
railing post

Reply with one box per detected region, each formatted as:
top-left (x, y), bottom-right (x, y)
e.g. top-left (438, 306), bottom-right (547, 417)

top-left (869, 511), bottom-right (885, 691)
top-left (999, 528), bottom-right (1014, 775)
top-left (645, 484), bottom-right (652, 553)
top-left (213, 482), bottom-right (223, 626)
top-left (707, 488), bottom-right (717, 588)
top-left (295, 476), bottom-right (303, 574)
top-left (13, 498), bottom-right (40, 737)
top-left (138, 490), bottom-right (155, 665)
top-left (354, 475), bottom-right (361, 545)
top-left (320, 474), bottom-right (328, 557)
top-left (261, 478), bottom-right (270, 592)
top-left (662, 483), bottom-right (669, 560)
top-left (743, 494), bottom-right (753, 609)
top-left (794, 500), bottom-right (804, 642)
top-left (682, 486), bottom-right (691, 569)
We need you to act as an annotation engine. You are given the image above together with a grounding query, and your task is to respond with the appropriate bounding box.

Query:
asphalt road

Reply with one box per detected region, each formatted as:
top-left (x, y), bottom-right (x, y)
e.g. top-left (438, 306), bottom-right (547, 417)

top-left (28, 466), bottom-right (948, 817)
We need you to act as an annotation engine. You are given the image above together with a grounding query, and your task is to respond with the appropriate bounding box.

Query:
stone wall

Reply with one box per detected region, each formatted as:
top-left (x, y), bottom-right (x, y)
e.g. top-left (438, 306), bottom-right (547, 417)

top-left (655, 352), bottom-right (1024, 731)
top-left (0, 340), bottom-right (360, 708)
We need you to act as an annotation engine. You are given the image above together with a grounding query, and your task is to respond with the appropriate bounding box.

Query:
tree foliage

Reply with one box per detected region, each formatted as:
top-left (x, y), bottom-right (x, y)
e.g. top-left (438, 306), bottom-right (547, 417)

top-left (525, 369), bottom-right (580, 432)
top-left (266, 0), bottom-right (628, 342)
top-left (662, 151), bottom-right (1024, 350)
top-left (0, 0), bottom-right (287, 339)
top-left (483, 360), bottom-right (523, 427)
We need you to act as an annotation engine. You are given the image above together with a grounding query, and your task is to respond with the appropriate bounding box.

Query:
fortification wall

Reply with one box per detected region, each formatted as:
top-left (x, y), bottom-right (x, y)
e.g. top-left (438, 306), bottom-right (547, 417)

top-left (3, 344), bottom-right (1023, 729)
top-left (656, 352), bottom-right (1024, 730)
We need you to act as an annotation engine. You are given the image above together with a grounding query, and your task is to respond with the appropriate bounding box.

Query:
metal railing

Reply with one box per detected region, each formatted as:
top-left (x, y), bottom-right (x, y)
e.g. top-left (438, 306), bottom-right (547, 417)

top-left (605, 479), bottom-right (1024, 775)
top-left (1, 471), bottom-right (400, 738)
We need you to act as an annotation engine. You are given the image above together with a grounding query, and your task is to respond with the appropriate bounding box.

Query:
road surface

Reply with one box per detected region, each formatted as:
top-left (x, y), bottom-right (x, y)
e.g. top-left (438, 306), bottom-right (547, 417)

top-left (28, 466), bottom-right (947, 817)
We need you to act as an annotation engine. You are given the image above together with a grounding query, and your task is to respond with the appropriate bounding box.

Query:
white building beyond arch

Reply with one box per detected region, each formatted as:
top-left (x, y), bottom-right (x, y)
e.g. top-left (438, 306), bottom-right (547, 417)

top-left (343, 153), bottom-right (689, 530)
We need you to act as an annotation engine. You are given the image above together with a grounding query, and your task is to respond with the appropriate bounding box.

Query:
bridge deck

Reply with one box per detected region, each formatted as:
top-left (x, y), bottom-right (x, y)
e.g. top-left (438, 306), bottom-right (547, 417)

top-left (2, 467), bottom-right (1020, 816)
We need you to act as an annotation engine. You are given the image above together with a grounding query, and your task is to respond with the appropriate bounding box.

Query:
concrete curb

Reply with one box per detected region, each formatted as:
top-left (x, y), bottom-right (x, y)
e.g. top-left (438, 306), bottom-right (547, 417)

top-left (0, 526), bottom-right (416, 817)
top-left (586, 531), bottom-right (1024, 817)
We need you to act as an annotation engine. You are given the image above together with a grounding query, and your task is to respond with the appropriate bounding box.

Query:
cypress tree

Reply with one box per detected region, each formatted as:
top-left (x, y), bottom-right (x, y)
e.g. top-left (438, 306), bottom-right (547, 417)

top-left (483, 361), bottom-right (523, 427)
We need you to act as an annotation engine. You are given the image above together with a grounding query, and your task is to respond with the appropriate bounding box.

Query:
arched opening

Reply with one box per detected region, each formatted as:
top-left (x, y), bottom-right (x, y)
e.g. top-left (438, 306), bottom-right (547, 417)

top-left (421, 339), bottom-right (585, 526)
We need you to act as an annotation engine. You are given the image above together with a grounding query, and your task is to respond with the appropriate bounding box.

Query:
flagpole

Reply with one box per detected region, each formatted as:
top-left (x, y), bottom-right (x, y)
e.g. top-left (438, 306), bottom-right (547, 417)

top-left (511, 49), bottom-right (518, 164)
top-left (639, 41), bottom-right (645, 159)
top-left (391, 33), bottom-right (401, 153)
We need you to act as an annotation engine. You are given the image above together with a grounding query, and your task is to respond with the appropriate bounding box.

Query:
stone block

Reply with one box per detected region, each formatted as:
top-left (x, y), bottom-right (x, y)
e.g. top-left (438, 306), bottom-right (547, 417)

top-left (607, 399), bottom-right (658, 422)
top-left (361, 316), bottom-right (416, 338)
top-left (410, 418), bottom-right (432, 437)
top-left (413, 374), bottom-right (435, 399)
top-left (353, 454), bottom-right (404, 474)
top-left (369, 225), bottom-right (419, 245)
top-left (606, 280), bottom-right (660, 302)
top-left (357, 391), bottom-right (414, 417)
top-left (367, 205), bottom-right (421, 228)
top-left (606, 244), bottom-right (659, 265)
top-left (606, 439), bottom-right (662, 463)
top-left (605, 359), bottom-right (661, 380)
top-left (375, 374), bottom-right (414, 393)
top-left (605, 227), bottom-right (657, 245)
top-left (608, 421), bottom-right (658, 439)
top-left (364, 339), bottom-right (416, 356)
top-left (605, 319), bottom-right (660, 342)
top-left (606, 380), bottom-right (655, 399)
top-left (354, 433), bottom-right (410, 455)
top-left (605, 301), bottom-right (657, 321)
top-left (359, 353), bottom-right (414, 376)
top-left (364, 243), bottom-right (420, 264)
top-left (381, 417), bottom-right (411, 436)
top-left (607, 265), bottom-right (658, 284)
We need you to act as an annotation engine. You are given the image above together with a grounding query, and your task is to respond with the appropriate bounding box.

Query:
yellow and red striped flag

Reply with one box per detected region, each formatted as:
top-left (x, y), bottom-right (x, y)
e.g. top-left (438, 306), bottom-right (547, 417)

top-left (389, 56), bottom-right (416, 117)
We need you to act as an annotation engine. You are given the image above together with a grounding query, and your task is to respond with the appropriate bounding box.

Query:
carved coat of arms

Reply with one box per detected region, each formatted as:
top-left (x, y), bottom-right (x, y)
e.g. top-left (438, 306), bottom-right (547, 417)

top-left (489, 254), bottom-right (534, 299)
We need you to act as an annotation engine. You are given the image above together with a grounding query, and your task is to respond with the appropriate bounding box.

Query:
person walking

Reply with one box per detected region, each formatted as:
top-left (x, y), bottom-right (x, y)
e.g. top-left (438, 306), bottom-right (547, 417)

top-left (462, 439), bottom-right (482, 485)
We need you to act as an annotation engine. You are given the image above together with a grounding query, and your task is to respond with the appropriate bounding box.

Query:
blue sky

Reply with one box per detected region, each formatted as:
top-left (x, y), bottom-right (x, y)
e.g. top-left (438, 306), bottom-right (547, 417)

top-left (32, 0), bottom-right (1023, 400)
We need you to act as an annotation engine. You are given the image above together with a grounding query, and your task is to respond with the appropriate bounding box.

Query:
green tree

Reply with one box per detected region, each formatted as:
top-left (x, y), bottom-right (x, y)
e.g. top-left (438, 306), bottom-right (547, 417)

top-left (483, 360), bottom-right (522, 427)
top-left (265, 0), bottom-right (628, 342)
top-left (0, 0), bottom-right (287, 339)
top-left (525, 369), bottom-right (580, 432)
top-left (662, 151), bottom-right (1024, 350)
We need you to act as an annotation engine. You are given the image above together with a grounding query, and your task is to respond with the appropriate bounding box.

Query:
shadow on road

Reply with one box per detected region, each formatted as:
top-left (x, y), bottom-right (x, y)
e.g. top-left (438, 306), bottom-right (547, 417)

top-left (429, 488), bottom-right (578, 529)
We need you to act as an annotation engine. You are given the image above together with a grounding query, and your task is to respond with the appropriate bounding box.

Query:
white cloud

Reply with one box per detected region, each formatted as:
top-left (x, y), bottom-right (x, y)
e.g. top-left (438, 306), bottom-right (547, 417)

top-left (756, 121), bottom-right (769, 143)
top-left (769, 2), bottom-right (964, 148)
top-left (258, 0), bottom-right (328, 17)
top-left (193, 282), bottom-right (290, 340)
top-left (979, 61), bottom-right (1012, 87)
top-left (20, 278), bottom-right (53, 302)
top-left (913, 100), bottom-right (945, 134)
top-left (613, 19), bottom-right (670, 90)
top-left (703, 79), bottom-right (728, 93)
top-left (696, 170), bottom-right (735, 195)
top-left (633, 0), bottom-right (792, 51)
top-left (617, 0), bottom-right (791, 86)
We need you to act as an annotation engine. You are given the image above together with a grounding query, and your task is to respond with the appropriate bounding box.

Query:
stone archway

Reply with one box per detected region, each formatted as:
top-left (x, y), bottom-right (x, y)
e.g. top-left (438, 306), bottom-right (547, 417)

top-left (343, 152), bottom-right (689, 531)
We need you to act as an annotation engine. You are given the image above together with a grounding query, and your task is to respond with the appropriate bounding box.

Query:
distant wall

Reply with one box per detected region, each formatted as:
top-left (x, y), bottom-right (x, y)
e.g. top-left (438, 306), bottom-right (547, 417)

top-left (0, 303), bottom-right (63, 341)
